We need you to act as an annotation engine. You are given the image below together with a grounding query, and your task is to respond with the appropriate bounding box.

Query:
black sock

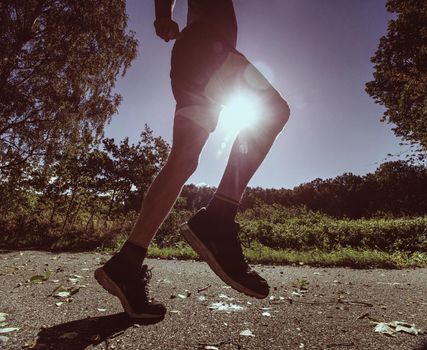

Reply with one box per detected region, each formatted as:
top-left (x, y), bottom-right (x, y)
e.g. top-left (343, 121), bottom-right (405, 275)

top-left (115, 241), bottom-right (147, 270)
top-left (205, 192), bottom-right (240, 224)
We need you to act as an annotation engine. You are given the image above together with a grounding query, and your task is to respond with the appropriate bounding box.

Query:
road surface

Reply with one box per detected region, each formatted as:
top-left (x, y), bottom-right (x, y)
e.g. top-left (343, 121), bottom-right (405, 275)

top-left (1, 250), bottom-right (426, 349)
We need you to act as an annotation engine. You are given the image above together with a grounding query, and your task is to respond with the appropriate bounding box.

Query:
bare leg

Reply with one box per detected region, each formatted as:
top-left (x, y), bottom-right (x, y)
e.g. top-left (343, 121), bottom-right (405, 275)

top-left (216, 93), bottom-right (290, 202)
top-left (128, 116), bottom-right (210, 248)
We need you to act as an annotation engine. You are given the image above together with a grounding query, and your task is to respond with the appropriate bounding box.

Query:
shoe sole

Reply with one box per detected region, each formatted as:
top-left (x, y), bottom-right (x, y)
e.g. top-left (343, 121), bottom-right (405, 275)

top-left (94, 267), bottom-right (164, 319)
top-left (181, 223), bottom-right (268, 299)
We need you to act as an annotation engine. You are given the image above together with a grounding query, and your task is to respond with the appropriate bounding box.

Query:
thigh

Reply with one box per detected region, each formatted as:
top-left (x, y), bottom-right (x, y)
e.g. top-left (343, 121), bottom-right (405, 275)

top-left (170, 23), bottom-right (227, 134)
top-left (173, 100), bottom-right (222, 135)
top-left (170, 111), bottom-right (211, 158)
top-left (205, 50), bottom-right (285, 112)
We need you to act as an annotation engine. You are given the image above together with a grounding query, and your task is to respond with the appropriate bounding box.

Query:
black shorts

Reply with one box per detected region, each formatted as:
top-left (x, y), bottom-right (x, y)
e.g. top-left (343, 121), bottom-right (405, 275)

top-left (171, 22), bottom-right (280, 133)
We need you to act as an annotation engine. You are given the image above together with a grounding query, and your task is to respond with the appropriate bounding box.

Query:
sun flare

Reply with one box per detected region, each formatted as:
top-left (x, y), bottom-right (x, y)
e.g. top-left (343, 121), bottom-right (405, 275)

top-left (218, 93), bottom-right (260, 135)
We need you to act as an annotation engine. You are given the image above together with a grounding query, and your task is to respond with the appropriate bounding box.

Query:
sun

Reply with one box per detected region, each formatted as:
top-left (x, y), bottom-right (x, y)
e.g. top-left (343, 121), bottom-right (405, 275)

top-left (218, 92), bottom-right (260, 135)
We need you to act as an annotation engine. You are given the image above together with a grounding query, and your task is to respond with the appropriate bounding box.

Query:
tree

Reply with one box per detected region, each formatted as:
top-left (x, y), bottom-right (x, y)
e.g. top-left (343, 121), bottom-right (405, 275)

top-left (96, 125), bottom-right (170, 217)
top-left (369, 160), bottom-right (427, 216)
top-left (366, 0), bottom-right (427, 154)
top-left (0, 0), bottom-right (137, 170)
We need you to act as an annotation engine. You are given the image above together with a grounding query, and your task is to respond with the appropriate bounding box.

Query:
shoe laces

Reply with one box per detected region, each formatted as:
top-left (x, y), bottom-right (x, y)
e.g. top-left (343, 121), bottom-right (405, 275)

top-left (136, 265), bottom-right (153, 301)
top-left (227, 222), bottom-right (250, 271)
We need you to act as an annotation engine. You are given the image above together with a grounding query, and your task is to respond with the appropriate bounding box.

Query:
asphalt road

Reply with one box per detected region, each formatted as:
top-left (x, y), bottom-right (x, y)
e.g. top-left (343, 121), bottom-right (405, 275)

top-left (1, 250), bottom-right (426, 350)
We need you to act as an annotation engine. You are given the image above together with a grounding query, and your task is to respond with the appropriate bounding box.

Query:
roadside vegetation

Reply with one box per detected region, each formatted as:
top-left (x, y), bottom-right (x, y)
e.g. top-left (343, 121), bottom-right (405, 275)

top-left (1, 122), bottom-right (426, 268)
top-left (2, 183), bottom-right (426, 268)
top-left (1, 1), bottom-right (426, 269)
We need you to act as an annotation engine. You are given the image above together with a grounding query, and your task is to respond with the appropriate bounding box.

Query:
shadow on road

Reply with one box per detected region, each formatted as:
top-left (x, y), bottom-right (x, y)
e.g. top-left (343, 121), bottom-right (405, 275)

top-left (29, 312), bottom-right (163, 349)
top-left (414, 338), bottom-right (427, 350)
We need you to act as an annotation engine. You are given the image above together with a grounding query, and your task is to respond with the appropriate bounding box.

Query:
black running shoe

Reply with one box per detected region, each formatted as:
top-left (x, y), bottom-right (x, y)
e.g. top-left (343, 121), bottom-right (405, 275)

top-left (94, 258), bottom-right (166, 319)
top-left (181, 208), bottom-right (269, 298)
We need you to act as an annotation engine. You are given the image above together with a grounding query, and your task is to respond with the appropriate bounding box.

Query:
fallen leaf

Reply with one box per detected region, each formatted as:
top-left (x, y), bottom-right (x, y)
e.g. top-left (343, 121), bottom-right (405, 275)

top-left (291, 291), bottom-right (305, 297)
top-left (372, 321), bottom-right (424, 337)
top-left (52, 286), bottom-right (79, 298)
top-left (395, 324), bottom-right (417, 334)
top-left (209, 302), bottom-right (245, 312)
top-left (239, 329), bottom-right (255, 337)
top-left (0, 313), bottom-right (7, 323)
top-left (30, 272), bottom-right (51, 284)
top-left (374, 323), bottom-right (395, 336)
top-left (0, 327), bottom-right (19, 333)
top-left (0, 335), bottom-right (8, 344)
top-left (157, 278), bottom-right (171, 284)
top-left (390, 321), bottom-right (424, 335)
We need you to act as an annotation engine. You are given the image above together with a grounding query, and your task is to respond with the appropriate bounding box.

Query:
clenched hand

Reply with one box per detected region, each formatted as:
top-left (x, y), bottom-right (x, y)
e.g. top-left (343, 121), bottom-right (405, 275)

top-left (154, 18), bottom-right (180, 42)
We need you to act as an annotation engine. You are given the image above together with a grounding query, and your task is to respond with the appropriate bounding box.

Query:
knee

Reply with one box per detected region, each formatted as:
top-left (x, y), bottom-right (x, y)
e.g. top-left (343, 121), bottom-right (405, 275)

top-left (166, 151), bottom-right (199, 178)
top-left (267, 96), bottom-right (290, 135)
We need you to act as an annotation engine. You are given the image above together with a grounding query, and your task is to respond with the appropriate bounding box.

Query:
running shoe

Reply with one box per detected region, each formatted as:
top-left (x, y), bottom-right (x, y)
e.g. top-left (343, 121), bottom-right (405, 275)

top-left (95, 259), bottom-right (166, 319)
top-left (181, 208), bottom-right (269, 298)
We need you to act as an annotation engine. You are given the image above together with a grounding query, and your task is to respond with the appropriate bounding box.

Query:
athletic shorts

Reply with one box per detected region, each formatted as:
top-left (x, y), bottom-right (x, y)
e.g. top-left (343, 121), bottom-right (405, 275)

top-left (170, 22), bottom-right (280, 133)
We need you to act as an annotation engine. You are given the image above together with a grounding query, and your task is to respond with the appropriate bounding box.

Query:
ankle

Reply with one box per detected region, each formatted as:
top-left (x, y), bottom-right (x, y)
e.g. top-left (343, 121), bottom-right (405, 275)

top-left (110, 241), bottom-right (148, 270)
top-left (205, 192), bottom-right (240, 223)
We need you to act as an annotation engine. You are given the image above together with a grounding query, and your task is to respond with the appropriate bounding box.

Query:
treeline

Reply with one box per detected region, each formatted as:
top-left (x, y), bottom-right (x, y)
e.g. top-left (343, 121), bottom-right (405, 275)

top-left (181, 161), bottom-right (427, 219)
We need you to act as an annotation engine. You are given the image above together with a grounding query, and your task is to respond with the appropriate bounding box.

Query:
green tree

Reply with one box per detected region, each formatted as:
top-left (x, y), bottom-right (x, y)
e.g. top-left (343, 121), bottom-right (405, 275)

top-left (98, 125), bottom-right (170, 217)
top-left (369, 160), bottom-right (427, 216)
top-left (0, 0), bottom-right (137, 170)
top-left (366, 0), bottom-right (427, 154)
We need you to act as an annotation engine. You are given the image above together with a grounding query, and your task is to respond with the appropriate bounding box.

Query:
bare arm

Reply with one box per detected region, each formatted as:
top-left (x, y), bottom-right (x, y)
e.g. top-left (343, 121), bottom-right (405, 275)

top-left (154, 0), bottom-right (179, 42)
top-left (155, 0), bottom-right (175, 19)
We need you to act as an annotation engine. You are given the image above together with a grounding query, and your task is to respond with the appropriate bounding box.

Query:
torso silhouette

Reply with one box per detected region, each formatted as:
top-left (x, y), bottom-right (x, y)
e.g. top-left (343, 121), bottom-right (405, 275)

top-left (187, 0), bottom-right (237, 48)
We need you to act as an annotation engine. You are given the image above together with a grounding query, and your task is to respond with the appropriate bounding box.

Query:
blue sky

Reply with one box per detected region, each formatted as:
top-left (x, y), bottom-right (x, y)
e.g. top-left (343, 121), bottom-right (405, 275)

top-left (105, 0), bottom-right (404, 189)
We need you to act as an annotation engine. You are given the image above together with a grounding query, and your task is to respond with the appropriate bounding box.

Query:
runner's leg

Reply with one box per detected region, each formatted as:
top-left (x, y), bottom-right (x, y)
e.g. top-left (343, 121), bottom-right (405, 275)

top-left (215, 58), bottom-right (290, 203)
top-left (127, 115), bottom-right (210, 248)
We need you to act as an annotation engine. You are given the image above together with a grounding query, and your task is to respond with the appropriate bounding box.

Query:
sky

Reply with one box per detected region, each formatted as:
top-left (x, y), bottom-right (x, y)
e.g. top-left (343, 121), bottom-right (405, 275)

top-left (105, 0), bottom-right (404, 189)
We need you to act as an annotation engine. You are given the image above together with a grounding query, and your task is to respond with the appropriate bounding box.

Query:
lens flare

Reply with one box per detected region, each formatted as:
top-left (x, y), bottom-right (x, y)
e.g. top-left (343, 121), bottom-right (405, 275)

top-left (218, 92), bottom-right (260, 135)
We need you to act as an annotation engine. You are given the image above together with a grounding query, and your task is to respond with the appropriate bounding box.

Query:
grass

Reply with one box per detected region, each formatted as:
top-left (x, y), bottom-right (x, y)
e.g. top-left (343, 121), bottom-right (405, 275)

top-left (3, 233), bottom-right (426, 269)
top-left (2, 204), bottom-right (426, 269)
top-left (146, 242), bottom-right (427, 269)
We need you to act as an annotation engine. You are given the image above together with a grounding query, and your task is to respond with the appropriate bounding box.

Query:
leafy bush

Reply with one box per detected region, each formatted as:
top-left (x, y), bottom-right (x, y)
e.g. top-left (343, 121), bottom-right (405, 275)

top-left (1, 201), bottom-right (426, 255)
top-left (238, 204), bottom-right (427, 252)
